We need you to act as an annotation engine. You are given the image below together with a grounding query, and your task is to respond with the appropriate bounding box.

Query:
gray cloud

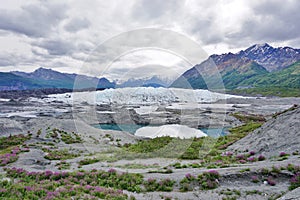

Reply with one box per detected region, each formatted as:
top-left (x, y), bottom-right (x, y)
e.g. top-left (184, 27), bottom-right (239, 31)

top-left (0, 53), bottom-right (40, 67)
top-left (231, 0), bottom-right (300, 44)
top-left (32, 39), bottom-right (75, 56)
top-left (31, 38), bottom-right (94, 61)
top-left (132, 0), bottom-right (183, 20)
top-left (0, 0), bottom-right (300, 79)
top-left (64, 17), bottom-right (91, 32)
top-left (0, 1), bottom-right (67, 37)
top-left (0, 54), bottom-right (19, 66)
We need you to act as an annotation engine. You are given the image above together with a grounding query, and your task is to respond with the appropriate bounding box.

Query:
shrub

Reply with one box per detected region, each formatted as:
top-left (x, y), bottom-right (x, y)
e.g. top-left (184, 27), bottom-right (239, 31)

top-left (236, 154), bottom-right (245, 160)
top-left (271, 166), bottom-right (281, 174)
top-left (198, 170), bottom-right (220, 190)
top-left (60, 131), bottom-right (82, 144)
top-left (0, 153), bottom-right (18, 166)
top-left (251, 176), bottom-right (260, 183)
top-left (180, 173), bottom-right (196, 192)
top-left (258, 155), bottom-right (266, 161)
top-left (55, 161), bottom-right (71, 170)
top-left (267, 177), bottom-right (276, 186)
top-left (79, 158), bottom-right (100, 166)
top-left (239, 168), bottom-right (250, 173)
top-left (0, 134), bottom-right (31, 149)
top-left (185, 173), bottom-right (196, 181)
top-left (44, 149), bottom-right (79, 160)
top-left (289, 172), bottom-right (300, 190)
top-left (3, 168), bottom-right (146, 199)
top-left (286, 164), bottom-right (300, 174)
top-left (144, 178), bottom-right (174, 192)
top-left (124, 136), bottom-right (173, 153)
top-left (247, 157), bottom-right (257, 162)
top-left (279, 152), bottom-right (289, 157)
top-left (261, 168), bottom-right (270, 175)
top-left (238, 160), bottom-right (247, 164)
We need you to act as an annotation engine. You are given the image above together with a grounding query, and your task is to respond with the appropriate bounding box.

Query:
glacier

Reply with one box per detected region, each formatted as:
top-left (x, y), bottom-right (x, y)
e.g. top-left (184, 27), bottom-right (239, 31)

top-left (47, 87), bottom-right (246, 105)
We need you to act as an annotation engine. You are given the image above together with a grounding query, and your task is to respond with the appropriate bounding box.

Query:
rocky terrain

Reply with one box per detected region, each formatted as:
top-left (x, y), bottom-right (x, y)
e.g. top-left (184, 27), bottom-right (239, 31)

top-left (229, 105), bottom-right (300, 158)
top-left (0, 90), bottom-right (300, 199)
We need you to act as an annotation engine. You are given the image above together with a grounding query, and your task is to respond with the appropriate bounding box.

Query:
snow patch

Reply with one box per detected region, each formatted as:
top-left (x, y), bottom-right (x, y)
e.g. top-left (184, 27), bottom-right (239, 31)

top-left (135, 124), bottom-right (207, 139)
top-left (0, 98), bottom-right (10, 102)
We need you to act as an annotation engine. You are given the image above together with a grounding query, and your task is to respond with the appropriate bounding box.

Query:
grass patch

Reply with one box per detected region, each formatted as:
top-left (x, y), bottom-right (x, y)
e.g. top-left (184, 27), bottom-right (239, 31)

top-left (198, 170), bottom-right (220, 190)
top-left (55, 161), bottom-right (71, 170)
top-left (0, 134), bottom-right (31, 149)
top-left (215, 122), bottom-right (262, 150)
top-left (230, 113), bottom-right (266, 123)
top-left (2, 167), bottom-right (178, 198)
top-left (124, 137), bottom-right (173, 153)
top-left (231, 87), bottom-right (300, 97)
top-left (78, 158), bottom-right (100, 166)
top-left (148, 168), bottom-right (173, 174)
top-left (46, 128), bottom-right (83, 144)
top-left (272, 104), bottom-right (298, 119)
top-left (43, 148), bottom-right (79, 160)
top-left (115, 163), bottom-right (160, 169)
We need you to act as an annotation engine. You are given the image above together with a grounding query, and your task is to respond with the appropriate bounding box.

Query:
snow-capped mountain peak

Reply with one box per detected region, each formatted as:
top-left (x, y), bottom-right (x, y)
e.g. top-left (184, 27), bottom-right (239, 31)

top-left (238, 43), bottom-right (300, 71)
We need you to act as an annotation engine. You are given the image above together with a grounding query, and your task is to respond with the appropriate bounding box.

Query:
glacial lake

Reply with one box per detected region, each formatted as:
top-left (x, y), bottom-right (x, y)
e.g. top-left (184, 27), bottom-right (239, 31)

top-left (93, 124), bottom-right (228, 137)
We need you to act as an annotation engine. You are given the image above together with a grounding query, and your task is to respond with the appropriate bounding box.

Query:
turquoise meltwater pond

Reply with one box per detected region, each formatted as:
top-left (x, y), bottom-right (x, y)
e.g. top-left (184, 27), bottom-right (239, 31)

top-left (93, 124), bottom-right (228, 137)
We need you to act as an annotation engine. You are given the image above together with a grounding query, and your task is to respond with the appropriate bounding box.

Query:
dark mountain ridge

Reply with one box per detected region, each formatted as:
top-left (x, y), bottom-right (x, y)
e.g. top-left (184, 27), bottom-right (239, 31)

top-left (171, 43), bottom-right (300, 96)
top-left (1, 68), bottom-right (115, 91)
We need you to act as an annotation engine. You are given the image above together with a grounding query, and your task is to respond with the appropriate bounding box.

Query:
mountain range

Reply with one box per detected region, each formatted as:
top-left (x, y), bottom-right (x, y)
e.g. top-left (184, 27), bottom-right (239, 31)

top-left (0, 68), bottom-right (115, 91)
top-left (0, 43), bottom-right (299, 97)
top-left (171, 43), bottom-right (300, 96)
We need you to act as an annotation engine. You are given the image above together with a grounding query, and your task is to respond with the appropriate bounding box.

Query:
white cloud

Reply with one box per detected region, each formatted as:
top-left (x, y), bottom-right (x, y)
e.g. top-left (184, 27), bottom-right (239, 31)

top-left (0, 0), bottom-right (299, 80)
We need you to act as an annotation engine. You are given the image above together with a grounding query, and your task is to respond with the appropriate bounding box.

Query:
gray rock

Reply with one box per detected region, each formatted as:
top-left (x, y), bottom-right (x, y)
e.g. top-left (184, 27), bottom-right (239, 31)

top-left (228, 106), bottom-right (300, 158)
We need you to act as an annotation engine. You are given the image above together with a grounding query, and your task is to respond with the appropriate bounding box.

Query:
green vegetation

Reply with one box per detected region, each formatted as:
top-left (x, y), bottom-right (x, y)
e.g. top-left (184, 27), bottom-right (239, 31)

top-left (231, 87), bottom-right (300, 97)
top-left (61, 131), bottom-right (82, 144)
top-left (180, 173), bottom-right (196, 192)
top-left (114, 163), bottom-right (160, 169)
top-left (215, 122), bottom-right (262, 150)
top-left (213, 112), bottom-right (264, 150)
top-left (148, 168), bottom-right (173, 174)
top-left (121, 136), bottom-right (203, 159)
top-left (124, 137), bottom-right (173, 153)
top-left (173, 59), bottom-right (300, 97)
top-left (286, 163), bottom-right (300, 190)
top-left (43, 148), bottom-right (79, 160)
top-left (55, 161), bottom-right (71, 170)
top-left (2, 168), bottom-right (140, 199)
top-left (245, 190), bottom-right (262, 195)
top-left (198, 170), bottom-right (220, 190)
top-left (46, 128), bottom-right (83, 144)
top-left (179, 170), bottom-right (221, 192)
top-left (0, 134), bottom-right (31, 150)
top-left (289, 172), bottom-right (300, 190)
top-left (78, 158), bottom-right (100, 166)
top-left (0, 72), bottom-right (43, 89)
top-left (230, 61), bottom-right (300, 97)
top-left (239, 168), bottom-right (250, 173)
top-left (121, 112), bottom-right (264, 164)
top-left (219, 188), bottom-right (241, 197)
top-left (230, 113), bottom-right (266, 123)
top-left (0, 134), bottom-right (31, 166)
top-left (1, 167), bottom-right (178, 199)
top-left (222, 62), bottom-right (268, 90)
top-left (272, 104), bottom-right (298, 119)
top-left (144, 178), bottom-right (175, 192)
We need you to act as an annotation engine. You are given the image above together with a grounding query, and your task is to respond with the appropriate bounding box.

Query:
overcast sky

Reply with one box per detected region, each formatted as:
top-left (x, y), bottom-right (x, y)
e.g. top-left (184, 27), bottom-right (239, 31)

top-left (0, 0), bottom-right (299, 81)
